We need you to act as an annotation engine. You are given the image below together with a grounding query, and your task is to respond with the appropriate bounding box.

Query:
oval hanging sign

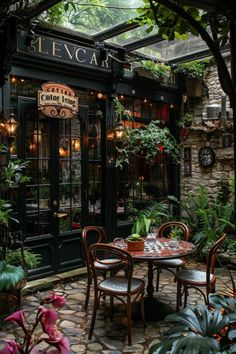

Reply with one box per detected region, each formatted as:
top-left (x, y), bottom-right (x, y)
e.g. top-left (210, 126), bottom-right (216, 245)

top-left (38, 82), bottom-right (79, 119)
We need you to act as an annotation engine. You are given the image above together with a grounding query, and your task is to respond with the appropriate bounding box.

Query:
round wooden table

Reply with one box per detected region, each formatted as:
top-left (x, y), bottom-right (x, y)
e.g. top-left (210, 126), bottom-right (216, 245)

top-left (113, 238), bottom-right (196, 320)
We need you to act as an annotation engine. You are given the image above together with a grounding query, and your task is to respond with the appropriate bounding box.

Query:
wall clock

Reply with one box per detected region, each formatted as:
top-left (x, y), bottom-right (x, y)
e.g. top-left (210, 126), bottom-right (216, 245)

top-left (198, 147), bottom-right (215, 167)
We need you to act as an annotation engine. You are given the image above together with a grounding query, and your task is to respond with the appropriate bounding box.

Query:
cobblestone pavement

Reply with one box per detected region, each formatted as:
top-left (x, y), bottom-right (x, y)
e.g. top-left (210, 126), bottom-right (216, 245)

top-left (0, 259), bottom-right (234, 353)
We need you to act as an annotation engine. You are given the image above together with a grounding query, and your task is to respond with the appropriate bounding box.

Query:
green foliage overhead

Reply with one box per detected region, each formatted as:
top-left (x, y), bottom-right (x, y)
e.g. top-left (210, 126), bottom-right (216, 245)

top-left (135, 0), bottom-right (230, 46)
top-left (40, 0), bottom-right (141, 33)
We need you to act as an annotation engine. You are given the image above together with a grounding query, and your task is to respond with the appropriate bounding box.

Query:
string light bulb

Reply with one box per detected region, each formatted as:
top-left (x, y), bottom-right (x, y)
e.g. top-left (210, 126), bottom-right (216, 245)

top-left (97, 92), bottom-right (103, 99)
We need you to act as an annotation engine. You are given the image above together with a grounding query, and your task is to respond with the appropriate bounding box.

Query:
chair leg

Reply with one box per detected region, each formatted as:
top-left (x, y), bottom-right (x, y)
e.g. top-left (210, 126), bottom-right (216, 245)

top-left (140, 292), bottom-right (146, 328)
top-left (184, 286), bottom-right (188, 308)
top-left (88, 291), bottom-right (100, 340)
top-left (85, 276), bottom-right (92, 310)
top-left (156, 268), bottom-right (161, 291)
top-left (176, 281), bottom-right (182, 312)
top-left (126, 297), bottom-right (132, 346)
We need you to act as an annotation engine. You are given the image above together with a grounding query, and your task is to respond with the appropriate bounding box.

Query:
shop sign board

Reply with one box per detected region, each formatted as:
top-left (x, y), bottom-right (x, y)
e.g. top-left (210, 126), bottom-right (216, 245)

top-left (38, 82), bottom-right (79, 119)
top-left (17, 31), bottom-right (111, 71)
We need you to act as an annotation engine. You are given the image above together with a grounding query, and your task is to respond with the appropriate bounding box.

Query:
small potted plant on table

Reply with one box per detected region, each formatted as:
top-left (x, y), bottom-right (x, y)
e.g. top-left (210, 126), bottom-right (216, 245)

top-left (127, 212), bottom-right (151, 251)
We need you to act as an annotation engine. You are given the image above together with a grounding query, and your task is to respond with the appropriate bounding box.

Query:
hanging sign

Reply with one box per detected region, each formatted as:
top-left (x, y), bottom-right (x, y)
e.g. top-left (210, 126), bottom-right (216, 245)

top-left (38, 82), bottom-right (79, 119)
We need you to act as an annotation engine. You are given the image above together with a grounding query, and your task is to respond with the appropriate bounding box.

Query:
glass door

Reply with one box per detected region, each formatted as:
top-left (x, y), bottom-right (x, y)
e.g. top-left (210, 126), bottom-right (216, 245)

top-left (16, 97), bottom-right (100, 277)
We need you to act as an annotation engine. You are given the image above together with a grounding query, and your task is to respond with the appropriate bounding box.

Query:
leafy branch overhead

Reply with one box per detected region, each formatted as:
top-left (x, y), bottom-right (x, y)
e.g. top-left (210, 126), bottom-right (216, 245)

top-left (115, 120), bottom-right (179, 168)
top-left (134, 0), bottom-right (234, 104)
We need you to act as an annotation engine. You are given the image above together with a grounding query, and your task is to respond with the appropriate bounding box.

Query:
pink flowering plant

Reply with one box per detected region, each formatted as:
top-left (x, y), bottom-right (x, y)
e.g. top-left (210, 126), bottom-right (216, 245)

top-left (0, 292), bottom-right (70, 354)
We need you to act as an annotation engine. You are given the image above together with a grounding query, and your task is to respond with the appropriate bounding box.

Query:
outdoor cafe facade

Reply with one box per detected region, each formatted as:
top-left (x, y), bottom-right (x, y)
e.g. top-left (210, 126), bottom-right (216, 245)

top-left (0, 27), bottom-right (180, 279)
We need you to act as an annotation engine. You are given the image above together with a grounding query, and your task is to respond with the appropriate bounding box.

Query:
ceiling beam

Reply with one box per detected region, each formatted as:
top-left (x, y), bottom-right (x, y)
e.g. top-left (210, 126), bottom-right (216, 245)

top-left (169, 46), bottom-right (230, 64)
top-left (93, 18), bottom-right (140, 42)
top-left (124, 33), bottom-right (163, 52)
top-left (174, 0), bottom-right (223, 10)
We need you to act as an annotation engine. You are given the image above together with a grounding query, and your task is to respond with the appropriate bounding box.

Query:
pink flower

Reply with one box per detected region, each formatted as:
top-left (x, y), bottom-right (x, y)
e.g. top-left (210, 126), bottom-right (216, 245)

top-left (43, 325), bottom-right (63, 341)
top-left (42, 291), bottom-right (66, 308)
top-left (0, 340), bottom-right (23, 354)
top-left (41, 325), bottom-right (70, 354)
top-left (5, 311), bottom-right (29, 339)
top-left (43, 336), bottom-right (70, 354)
top-left (38, 307), bottom-right (58, 331)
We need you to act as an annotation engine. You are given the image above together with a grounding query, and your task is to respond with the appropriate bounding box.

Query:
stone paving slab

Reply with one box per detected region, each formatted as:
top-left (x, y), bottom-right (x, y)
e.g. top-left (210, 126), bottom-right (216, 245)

top-left (0, 260), bottom-right (235, 353)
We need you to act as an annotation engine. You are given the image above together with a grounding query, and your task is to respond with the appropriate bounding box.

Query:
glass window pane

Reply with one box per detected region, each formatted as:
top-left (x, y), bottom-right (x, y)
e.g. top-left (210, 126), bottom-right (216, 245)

top-left (40, 0), bottom-right (143, 35)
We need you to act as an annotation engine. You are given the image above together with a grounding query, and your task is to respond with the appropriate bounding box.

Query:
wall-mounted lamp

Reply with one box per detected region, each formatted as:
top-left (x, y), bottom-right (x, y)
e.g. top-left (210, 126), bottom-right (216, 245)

top-left (114, 121), bottom-right (125, 140)
top-left (0, 112), bottom-right (19, 137)
top-left (106, 128), bottom-right (115, 141)
top-left (4, 113), bottom-right (19, 137)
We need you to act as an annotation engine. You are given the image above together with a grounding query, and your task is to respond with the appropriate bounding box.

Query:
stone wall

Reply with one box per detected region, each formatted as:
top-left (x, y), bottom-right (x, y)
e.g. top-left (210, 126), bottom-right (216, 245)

top-left (180, 57), bottom-right (234, 199)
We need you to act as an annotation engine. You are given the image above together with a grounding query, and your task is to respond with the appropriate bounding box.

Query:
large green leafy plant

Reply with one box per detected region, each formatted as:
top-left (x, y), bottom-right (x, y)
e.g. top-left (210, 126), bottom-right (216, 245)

top-left (168, 182), bottom-right (235, 257)
top-left (149, 294), bottom-right (236, 354)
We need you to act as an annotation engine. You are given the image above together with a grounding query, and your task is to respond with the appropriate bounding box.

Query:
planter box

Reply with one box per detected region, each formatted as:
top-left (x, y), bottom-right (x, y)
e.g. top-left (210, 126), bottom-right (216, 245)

top-left (185, 79), bottom-right (202, 98)
top-left (127, 239), bottom-right (144, 251)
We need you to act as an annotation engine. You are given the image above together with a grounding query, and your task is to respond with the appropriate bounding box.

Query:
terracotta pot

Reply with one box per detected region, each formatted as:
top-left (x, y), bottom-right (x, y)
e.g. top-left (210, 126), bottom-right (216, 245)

top-left (127, 239), bottom-right (144, 251)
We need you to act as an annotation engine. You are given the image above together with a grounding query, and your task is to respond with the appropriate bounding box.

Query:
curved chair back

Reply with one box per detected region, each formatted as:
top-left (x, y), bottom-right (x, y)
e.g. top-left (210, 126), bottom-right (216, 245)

top-left (81, 226), bottom-right (107, 309)
top-left (81, 226), bottom-right (106, 268)
top-left (207, 233), bottom-right (226, 284)
top-left (158, 221), bottom-right (190, 241)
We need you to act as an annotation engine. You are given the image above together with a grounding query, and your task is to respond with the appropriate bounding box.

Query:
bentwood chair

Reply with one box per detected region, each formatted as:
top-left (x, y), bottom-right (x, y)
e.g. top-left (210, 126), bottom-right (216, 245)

top-left (0, 224), bottom-right (27, 311)
top-left (153, 221), bottom-right (190, 291)
top-left (88, 243), bottom-right (145, 346)
top-left (81, 226), bottom-right (122, 310)
top-left (176, 233), bottom-right (226, 312)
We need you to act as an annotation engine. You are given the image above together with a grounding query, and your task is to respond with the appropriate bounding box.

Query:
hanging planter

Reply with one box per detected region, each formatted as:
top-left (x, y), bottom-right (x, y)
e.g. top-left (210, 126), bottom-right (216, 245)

top-left (133, 60), bottom-right (171, 82)
top-left (115, 120), bottom-right (180, 168)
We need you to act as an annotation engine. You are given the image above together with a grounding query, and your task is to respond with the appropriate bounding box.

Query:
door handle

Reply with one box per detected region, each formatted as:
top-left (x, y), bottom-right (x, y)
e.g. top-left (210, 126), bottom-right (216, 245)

top-left (54, 212), bottom-right (68, 219)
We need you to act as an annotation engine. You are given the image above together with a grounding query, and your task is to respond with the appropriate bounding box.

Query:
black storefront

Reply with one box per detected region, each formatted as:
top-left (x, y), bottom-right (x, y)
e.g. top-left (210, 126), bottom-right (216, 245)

top-left (0, 28), bottom-right (180, 279)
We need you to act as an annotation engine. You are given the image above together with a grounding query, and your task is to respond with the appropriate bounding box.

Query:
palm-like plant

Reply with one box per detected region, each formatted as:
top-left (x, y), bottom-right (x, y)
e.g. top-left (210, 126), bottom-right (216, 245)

top-left (149, 295), bottom-right (236, 354)
top-left (168, 185), bottom-right (235, 257)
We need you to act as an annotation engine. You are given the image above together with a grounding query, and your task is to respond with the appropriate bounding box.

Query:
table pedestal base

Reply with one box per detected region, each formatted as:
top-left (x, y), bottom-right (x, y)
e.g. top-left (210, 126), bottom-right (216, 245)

top-left (132, 297), bottom-right (174, 322)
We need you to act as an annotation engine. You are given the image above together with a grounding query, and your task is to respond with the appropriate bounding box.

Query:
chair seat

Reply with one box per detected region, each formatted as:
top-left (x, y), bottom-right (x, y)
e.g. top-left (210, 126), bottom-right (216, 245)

top-left (98, 276), bottom-right (145, 294)
top-left (154, 258), bottom-right (185, 268)
top-left (177, 269), bottom-right (215, 285)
